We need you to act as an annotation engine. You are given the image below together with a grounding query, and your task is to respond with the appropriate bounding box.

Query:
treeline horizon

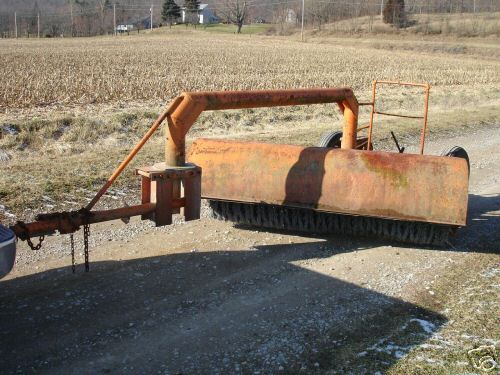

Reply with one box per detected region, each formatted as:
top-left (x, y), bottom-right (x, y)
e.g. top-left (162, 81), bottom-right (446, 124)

top-left (0, 0), bottom-right (497, 37)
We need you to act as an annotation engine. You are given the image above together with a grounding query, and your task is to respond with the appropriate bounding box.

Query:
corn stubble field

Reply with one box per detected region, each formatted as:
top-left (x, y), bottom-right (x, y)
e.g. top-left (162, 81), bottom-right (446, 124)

top-left (0, 33), bottom-right (498, 108)
top-left (0, 25), bottom-right (499, 374)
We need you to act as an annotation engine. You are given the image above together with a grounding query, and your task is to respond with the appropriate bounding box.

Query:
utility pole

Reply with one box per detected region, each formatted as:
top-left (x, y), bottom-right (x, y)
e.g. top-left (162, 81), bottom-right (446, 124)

top-left (70, 0), bottom-right (74, 37)
top-left (301, 0), bottom-right (305, 42)
top-left (113, 3), bottom-right (117, 36)
top-left (380, 0), bottom-right (384, 16)
top-left (37, 12), bottom-right (40, 38)
top-left (14, 11), bottom-right (17, 38)
top-left (473, 0), bottom-right (476, 13)
top-left (150, 5), bottom-right (153, 31)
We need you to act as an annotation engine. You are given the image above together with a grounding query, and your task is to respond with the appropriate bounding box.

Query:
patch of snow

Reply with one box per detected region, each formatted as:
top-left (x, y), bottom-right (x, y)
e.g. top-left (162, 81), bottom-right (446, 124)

top-left (1, 123), bottom-right (19, 135)
top-left (481, 267), bottom-right (499, 278)
top-left (409, 318), bottom-right (437, 334)
top-left (0, 149), bottom-right (10, 162)
top-left (394, 350), bottom-right (405, 359)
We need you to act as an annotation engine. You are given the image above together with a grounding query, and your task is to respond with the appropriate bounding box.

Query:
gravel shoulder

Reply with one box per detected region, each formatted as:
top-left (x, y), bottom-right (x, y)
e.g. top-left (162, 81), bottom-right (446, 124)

top-left (0, 125), bottom-right (499, 374)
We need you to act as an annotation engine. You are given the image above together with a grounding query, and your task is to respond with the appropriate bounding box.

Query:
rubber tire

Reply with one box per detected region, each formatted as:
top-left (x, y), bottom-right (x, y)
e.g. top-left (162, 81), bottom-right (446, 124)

top-left (440, 146), bottom-right (470, 175)
top-left (317, 131), bottom-right (342, 148)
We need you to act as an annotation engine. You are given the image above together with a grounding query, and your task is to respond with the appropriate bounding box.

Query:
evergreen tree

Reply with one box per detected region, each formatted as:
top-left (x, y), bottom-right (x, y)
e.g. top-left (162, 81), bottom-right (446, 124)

top-left (162, 0), bottom-right (181, 27)
top-left (383, 0), bottom-right (406, 28)
top-left (184, 0), bottom-right (200, 26)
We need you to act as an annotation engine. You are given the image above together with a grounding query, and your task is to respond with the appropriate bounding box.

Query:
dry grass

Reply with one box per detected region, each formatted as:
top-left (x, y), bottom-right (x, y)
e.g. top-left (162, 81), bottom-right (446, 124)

top-left (316, 12), bottom-right (500, 37)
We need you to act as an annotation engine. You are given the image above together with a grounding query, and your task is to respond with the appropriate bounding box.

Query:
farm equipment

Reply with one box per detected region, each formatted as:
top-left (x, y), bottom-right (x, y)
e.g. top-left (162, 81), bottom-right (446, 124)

top-left (1, 81), bottom-right (470, 278)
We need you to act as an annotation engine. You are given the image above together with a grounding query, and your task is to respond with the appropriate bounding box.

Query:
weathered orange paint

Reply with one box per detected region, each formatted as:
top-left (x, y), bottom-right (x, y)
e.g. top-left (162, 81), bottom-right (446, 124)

top-left (188, 139), bottom-right (469, 226)
top-left (167, 88), bottom-right (359, 166)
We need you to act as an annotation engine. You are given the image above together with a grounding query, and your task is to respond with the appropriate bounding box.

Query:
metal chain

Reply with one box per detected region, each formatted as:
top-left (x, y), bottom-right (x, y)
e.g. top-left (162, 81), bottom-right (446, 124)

top-left (26, 235), bottom-right (45, 251)
top-left (83, 224), bottom-right (90, 272)
top-left (70, 234), bottom-right (75, 274)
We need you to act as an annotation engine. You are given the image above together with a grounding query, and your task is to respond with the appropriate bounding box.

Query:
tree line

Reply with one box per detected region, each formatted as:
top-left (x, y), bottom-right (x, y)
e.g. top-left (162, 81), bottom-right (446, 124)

top-left (0, 0), bottom-right (497, 37)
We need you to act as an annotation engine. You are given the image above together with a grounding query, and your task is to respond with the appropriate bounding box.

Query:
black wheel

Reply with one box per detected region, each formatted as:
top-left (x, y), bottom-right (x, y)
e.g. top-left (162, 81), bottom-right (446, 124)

top-left (441, 146), bottom-right (470, 175)
top-left (317, 131), bottom-right (342, 148)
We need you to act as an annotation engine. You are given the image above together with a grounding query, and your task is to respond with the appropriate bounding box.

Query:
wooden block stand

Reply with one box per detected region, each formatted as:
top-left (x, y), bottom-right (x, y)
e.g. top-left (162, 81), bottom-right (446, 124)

top-left (136, 163), bottom-right (201, 226)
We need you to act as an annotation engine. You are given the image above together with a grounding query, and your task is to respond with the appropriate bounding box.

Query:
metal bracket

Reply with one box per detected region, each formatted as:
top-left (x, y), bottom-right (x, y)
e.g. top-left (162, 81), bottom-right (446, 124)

top-left (136, 163), bottom-right (202, 226)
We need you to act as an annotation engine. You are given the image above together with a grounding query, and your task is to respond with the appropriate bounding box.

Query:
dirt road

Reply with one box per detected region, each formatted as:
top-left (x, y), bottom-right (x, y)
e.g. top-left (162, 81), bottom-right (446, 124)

top-left (1, 126), bottom-right (499, 374)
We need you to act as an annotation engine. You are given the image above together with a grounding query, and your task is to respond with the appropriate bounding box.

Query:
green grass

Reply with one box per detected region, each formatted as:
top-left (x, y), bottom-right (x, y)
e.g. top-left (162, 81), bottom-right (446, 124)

top-left (196, 23), bottom-right (272, 34)
top-left (157, 22), bottom-right (272, 35)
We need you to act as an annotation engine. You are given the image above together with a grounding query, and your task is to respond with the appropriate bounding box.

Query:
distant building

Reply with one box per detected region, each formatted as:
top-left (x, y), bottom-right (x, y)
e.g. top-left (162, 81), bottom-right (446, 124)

top-left (285, 9), bottom-right (297, 24)
top-left (117, 15), bottom-right (155, 32)
top-left (181, 4), bottom-right (219, 24)
top-left (116, 24), bottom-right (134, 32)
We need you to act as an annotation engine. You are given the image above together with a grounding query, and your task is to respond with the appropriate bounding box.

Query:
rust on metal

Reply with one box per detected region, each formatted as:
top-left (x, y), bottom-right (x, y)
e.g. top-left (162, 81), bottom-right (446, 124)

top-left (374, 80), bottom-right (429, 88)
top-left (367, 80), bottom-right (431, 155)
top-left (86, 95), bottom-right (184, 211)
top-left (188, 138), bottom-right (469, 226)
top-left (13, 83), bottom-right (470, 253)
top-left (136, 163), bottom-right (202, 224)
top-left (374, 111), bottom-right (424, 119)
top-left (11, 203), bottom-right (156, 239)
top-left (166, 88), bottom-right (359, 166)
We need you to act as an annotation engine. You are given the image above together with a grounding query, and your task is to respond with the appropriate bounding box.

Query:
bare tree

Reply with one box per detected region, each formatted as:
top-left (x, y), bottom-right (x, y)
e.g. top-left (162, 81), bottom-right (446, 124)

top-left (75, 0), bottom-right (94, 36)
top-left (383, 0), bottom-right (406, 27)
top-left (28, 1), bottom-right (40, 37)
top-left (96, 0), bottom-right (111, 35)
top-left (220, 0), bottom-right (247, 34)
top-left (184, 0), bottom-right (200, 27)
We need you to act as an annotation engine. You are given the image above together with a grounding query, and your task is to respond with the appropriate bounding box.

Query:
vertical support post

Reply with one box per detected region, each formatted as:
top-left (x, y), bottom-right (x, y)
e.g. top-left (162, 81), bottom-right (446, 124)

top-left (183, 167), bottom-right (202, 221)
top-left (367, 80), bottom-right (377, 151)
top-left (150, 5), bottom-right (153, 31)
top-left (70, 0), bottom-right (74, 37)
top-left (301, 0), bottom-right (305, 42)
top-left (37, 12), bottom-right (40, 38)
top-left (113, 3), bottom-right (116, 36)
top-left (14, 12), bottom-right (17, 38)
top-left (140, 175), bottom-right (152, 220)
top-left (419, 84), bottom-right (431, 155)
top-left (154, 177), bottom-right (173, 226)
top-left (340, 99), bottom-right (358, 150)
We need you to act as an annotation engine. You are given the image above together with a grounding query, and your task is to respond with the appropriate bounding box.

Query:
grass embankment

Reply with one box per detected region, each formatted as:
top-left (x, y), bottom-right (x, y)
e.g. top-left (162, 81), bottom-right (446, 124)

top-left (308, 12), bottom-right (500, 37)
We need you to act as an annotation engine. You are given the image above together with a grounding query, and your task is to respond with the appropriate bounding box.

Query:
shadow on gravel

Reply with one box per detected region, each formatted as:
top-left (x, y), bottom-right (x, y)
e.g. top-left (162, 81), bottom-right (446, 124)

top-left (456, 193), bottom-right (500, 252)
top-left (1, 241), bottom-right (446, 375)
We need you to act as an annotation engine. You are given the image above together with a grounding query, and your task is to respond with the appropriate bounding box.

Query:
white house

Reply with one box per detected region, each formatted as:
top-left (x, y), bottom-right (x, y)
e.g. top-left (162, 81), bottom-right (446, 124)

top-left (285, 9), bottom-right (297, 24)
top-left (116, 24), bottom-right (134, 32)
top-left (181, 4), bottom-right (219, 24)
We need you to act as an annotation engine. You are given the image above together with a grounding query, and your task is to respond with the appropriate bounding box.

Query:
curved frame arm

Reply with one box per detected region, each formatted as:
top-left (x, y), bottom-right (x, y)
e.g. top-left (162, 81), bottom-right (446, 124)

top-left (86, 88), bottom-right (358, 211)
top-left (166, 88), bottom-right (359, 166)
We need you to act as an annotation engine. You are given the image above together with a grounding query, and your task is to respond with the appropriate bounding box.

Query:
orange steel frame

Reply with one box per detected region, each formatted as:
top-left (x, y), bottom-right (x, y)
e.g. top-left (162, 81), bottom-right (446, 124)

top-left (86, 88), bottom-right (360, 211)
top-left (365, 80), bottom-right (431, 155)
top-left (13, 88), bottom-right (361, 239)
